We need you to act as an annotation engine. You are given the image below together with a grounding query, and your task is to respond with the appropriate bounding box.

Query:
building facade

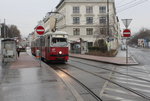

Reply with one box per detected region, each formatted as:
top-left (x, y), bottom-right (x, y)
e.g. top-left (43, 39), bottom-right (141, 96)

top-left (55, 0), bottom-right (120, 48)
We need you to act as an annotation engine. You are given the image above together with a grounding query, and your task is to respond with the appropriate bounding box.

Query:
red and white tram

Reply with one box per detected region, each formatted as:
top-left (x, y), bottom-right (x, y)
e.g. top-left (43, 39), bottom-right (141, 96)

top-left (31, 31), bottom-right (69, 62)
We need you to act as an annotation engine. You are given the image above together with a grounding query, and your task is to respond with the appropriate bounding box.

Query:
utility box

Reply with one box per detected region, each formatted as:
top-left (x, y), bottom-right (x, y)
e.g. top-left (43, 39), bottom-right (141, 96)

top-left (1, 38), bottom-right (17, 63)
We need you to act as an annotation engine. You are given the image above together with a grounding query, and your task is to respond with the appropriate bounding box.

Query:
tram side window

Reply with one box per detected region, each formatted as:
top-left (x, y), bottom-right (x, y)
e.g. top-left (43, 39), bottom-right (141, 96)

top-left (41, 37), bottom-right (45, 47)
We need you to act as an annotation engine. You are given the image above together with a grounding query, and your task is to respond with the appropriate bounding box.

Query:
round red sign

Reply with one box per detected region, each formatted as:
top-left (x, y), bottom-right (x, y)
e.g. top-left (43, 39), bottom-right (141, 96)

top-left (123, 29), bottom-right (131, 37)
top-left (36, 26), bottom-right (45, 35)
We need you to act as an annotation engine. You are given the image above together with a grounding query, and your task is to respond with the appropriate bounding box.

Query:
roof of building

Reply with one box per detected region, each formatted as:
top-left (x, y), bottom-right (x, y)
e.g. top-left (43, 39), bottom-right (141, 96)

top-left (56, 0), bottom-right (114, 8)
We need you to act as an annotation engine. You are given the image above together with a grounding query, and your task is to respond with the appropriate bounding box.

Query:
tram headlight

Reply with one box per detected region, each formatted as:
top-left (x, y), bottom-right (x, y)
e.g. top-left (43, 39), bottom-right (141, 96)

top-left (59, 51), bottom-right (62, 54)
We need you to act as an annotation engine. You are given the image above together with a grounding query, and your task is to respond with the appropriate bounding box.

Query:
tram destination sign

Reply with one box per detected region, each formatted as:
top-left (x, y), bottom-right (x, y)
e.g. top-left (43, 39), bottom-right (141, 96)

top-left (36, 26), bottom-right (45, 35)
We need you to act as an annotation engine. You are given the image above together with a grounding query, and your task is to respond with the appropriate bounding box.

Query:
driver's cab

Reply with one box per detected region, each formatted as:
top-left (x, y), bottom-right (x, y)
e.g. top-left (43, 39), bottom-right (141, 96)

top-left (50, 31), bottom-right (68, 47)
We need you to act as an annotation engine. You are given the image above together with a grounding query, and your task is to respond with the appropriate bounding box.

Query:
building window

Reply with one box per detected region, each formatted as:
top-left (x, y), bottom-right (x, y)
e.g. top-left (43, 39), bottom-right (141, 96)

top-left (73, 17), bottom-right (80, 24)
top-left (86, 28), bottom-right (93, 35)
top-left (99, 6), bottom-right (106, 13)
top-left (99, 17), bottom-right (106, 24)
top-left (100, 28), bottom-right (106, 35)
top-left (73, 6), bottom-right (80, 13)
top-left (86, 6), bottom-right (93, 14)
top-left (73, 28), bottom-right (80, 35)
top-left (88, 42), bottom-right (93, 47)
top-left (86, 17), bottom-right (93, 24)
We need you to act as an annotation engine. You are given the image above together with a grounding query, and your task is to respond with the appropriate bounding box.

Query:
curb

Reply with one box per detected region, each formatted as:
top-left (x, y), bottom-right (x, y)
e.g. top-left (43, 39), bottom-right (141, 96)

top-left (69, 55), bottom-right (139, 66)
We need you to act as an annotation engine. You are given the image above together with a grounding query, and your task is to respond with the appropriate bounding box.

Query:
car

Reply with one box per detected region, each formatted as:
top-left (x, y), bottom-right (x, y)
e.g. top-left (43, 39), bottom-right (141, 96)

top-left (121, 44), bottom-right (126, 50)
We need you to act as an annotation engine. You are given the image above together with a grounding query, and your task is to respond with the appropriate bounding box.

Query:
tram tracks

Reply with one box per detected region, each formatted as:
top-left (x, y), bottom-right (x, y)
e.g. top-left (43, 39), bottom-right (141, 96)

top-left (68, 59), bottom-right (150, 100)
top-left (49, 63), bottom-right (150, 101)
top-left (70, 59), bottom-right (150, 83)
top-left (50, 65), bottom-right (103, 101)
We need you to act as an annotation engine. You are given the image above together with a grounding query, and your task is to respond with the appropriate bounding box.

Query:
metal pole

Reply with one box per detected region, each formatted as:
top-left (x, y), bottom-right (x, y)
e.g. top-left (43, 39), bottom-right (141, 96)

top-left (0, 24), bottom-right (2, 37)
top-left (107, 0), bottom-right (109, 36)
top-left (40, 36), bottom-right (42, 67)
top-left (126, 38), bottom-right (128, 64)
top-left (4, 19), bottom-right (6, 39)
top-left (125, 19), bottom-right (128, 64)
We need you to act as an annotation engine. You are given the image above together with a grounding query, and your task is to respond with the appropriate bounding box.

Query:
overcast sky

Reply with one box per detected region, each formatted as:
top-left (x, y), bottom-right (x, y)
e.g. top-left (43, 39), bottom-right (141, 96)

top-left (0, 0), bottom-right (150, 37)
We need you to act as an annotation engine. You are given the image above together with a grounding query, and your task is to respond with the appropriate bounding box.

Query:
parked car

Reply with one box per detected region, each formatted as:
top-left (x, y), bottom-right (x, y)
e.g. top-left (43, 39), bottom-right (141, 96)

top-left (121, 44), bottom-right (126, 50)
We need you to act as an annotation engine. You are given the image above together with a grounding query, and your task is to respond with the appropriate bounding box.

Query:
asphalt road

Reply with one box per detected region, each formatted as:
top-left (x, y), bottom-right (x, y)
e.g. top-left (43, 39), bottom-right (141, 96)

top-left (129, 47), bottom-right (150, 66)
top-left (59, 47), bottom-right (150, 101)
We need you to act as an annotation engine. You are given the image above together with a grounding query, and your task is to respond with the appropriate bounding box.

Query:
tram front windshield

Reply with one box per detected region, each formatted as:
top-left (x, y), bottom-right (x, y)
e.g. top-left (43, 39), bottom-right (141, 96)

top-left (51, 38), bottom-right (67, 47)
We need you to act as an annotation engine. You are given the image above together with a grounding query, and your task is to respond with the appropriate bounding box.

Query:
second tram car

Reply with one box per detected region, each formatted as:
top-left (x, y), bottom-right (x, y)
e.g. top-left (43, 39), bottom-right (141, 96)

top-left (31, 31), bottom-right (69, 63)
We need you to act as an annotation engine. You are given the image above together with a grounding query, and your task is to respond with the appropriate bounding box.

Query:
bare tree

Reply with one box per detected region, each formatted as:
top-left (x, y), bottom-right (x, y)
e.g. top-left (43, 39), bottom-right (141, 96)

top-left (8, 25), bottom-right (21, 38)
top-left (0, 24), bottom-right (21, 39)
top-left (129, 28), bottom-right (150, 45)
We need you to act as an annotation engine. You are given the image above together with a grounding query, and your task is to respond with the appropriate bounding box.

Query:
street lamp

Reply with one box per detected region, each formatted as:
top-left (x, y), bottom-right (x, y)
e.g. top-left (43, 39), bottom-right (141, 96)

top-left (107, 0), bottom-right (109, 36)
top-left (0, 24), bottom-right (2, 38)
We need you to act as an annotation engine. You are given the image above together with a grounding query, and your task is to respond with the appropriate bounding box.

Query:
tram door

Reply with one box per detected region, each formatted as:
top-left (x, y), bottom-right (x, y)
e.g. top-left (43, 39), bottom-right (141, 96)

top-left (1, 39), bottom-right (17, 63)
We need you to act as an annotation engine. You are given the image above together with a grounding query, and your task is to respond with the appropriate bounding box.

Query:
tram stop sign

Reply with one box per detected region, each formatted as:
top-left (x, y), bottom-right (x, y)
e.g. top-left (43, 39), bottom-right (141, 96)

top-left (36, 26), bottom-right (45, 35)
top-left (123, 29), bottom-right (131, 37)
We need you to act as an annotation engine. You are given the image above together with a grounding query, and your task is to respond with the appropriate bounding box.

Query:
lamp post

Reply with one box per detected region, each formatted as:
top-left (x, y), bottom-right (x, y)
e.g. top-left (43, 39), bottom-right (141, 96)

top-left (4, 19), bottom-right (6, 39)
top-left (0, 24), bottom-right (2, 38)
top-left (106, 0), bottom-right (111, 53)
top-left (107, 0), bottom-right (109, 36)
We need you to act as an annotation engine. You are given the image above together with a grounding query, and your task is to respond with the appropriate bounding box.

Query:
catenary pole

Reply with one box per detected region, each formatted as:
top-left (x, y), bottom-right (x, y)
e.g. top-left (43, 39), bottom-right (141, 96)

top-left (4, 19), bottom-right (6, 39)
top-left (107, 0), bottom-right (109, 36)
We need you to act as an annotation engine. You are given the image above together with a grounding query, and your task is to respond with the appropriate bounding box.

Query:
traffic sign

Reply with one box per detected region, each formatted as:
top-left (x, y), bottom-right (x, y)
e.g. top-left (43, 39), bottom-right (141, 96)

top-left (36, 26), bottom-right (45, 35)
top-left (123, 29), bottom-right (131, 37)
top-left (122, 19), bottom-right (132, 28)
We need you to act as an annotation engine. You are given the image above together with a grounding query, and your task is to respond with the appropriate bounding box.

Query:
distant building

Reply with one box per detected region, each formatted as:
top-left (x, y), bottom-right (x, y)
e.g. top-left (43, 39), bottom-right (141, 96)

top-left (55, 0), bottom-right (120, 48)
top-left (27, 32), bottom-right (34, 47)
top-left (31, 0), bottom-right (121, 51)
top-left (138, 38), bottom-right (150, 48)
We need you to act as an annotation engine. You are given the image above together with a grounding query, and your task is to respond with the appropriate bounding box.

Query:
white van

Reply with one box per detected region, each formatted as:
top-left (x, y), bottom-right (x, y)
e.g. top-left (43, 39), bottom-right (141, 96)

top-left (121, 44), bottom-right (126, 50)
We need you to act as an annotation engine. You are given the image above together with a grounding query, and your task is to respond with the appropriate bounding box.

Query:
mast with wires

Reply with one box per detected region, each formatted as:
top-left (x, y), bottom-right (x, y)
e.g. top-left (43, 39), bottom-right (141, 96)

top-left (4, 19), bottom-right (6, 39)
top-left (107, 0), bottom-right (109, 37)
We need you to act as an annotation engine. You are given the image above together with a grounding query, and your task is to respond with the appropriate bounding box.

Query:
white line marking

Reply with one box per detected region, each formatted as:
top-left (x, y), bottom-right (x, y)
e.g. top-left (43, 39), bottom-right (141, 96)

top-left (131, 87), bottom-right (150, 93)
top-left (112, 76), bottom-right (149, 83)
top-left (102, 94), bottom-right (135, 101)
top-left (116, 81), bottom-right (150, 88)
top-left (105, 88), bottom-right (137, 96)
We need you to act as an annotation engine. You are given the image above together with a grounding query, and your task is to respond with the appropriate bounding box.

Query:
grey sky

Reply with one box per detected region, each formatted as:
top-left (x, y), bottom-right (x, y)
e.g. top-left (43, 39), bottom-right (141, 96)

top-left (0, 0), bottom-right (150, 37)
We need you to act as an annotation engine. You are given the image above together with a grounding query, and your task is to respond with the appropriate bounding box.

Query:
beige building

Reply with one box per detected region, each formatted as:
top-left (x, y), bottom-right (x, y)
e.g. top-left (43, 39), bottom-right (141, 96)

top-left (31, 0), bottom-right (121, 50)
top-left (55, 0), bottom-right (120, 48)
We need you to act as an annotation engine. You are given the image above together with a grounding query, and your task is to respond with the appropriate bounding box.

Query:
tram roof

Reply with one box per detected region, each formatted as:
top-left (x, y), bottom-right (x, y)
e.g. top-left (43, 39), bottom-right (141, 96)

top-left (45, 31), bottom-right (68, 36)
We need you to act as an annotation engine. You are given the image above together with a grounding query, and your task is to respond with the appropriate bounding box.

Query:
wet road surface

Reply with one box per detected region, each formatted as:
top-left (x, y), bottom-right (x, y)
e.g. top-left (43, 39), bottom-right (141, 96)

top-left (58, 55), bottom-right (150, 101)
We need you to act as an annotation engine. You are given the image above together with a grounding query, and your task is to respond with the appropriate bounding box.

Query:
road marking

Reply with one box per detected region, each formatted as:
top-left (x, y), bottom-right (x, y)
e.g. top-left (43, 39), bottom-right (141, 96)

top-left (105, 88), bottom-right (137, 96)
top-left (100, 67), bottom-right (116, 97)
top-left (112, 76), bottom-right (149, 83)
top-left (102, 94), bottom-right (135, 101)
top-left (116, 81), bottom-right (150, 88)
top-left (43, 63), bottom-right (84, 101)
top-left (131, 87), bottom-right (150, 93)
top-left (142, 66), bottom-right (150, 75)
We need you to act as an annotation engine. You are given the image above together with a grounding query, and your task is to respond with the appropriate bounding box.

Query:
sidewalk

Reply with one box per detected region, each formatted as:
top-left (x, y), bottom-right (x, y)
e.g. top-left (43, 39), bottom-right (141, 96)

top-left (9, 52), bottom-right (40, 69)
top-left (69, 50), bottom-right (138, 66)
top-left (0, 52), bottom-right (76, 101)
